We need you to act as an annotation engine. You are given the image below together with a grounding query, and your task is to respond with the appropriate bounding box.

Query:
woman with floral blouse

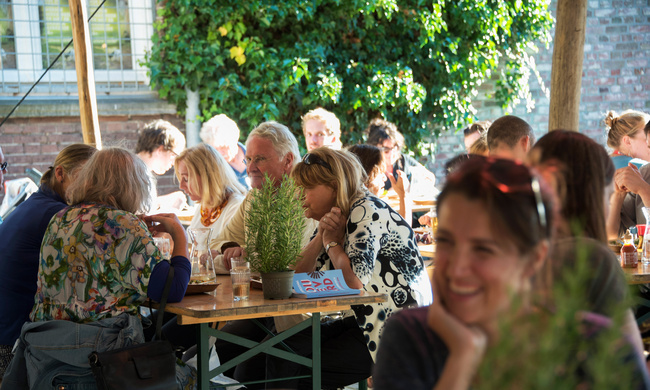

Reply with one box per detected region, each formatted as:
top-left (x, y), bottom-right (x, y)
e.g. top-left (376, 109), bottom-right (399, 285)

top-left (23, 147), bottom-right (195, 389)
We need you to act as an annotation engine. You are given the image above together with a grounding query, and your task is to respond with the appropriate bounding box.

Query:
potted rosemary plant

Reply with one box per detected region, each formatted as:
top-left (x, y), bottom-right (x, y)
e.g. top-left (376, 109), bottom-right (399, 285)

top-left (245, 173), bottom-right (305, 299)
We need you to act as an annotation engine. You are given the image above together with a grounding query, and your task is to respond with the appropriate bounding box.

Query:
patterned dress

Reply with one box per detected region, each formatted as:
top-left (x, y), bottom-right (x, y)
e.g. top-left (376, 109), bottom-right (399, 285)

top-left (30, 203), bottom-right (196, 389)
top-left (314, 194), bottom-right (433, 360)
top-left (31, 203), bottom-right (161, 322)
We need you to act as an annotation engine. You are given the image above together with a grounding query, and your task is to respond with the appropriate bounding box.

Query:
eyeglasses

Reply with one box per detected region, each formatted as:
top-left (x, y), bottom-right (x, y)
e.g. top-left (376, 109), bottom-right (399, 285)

top-left (302, 153), bottom-right (332, 171)
top-left (0, 161), bottom-right (6, 172)
top-left (465, 155), bottom-right (547, 232)
top-left (378, 145), bottom-right (398, 153)
top-left (243, 156), bottom-right (268, 166)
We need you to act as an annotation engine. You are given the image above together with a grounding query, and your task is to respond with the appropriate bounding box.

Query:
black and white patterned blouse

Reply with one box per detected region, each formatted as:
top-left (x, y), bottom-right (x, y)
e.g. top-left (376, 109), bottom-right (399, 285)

top-left (314, 194), bottom-right (433, 361)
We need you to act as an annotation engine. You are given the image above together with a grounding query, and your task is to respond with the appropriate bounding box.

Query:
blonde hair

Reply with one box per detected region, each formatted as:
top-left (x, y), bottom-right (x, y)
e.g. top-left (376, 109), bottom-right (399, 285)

top-left (302, 108), bottom-right (342, 146)
top-left (469, 135), bottom-right (489, 156)
top-left (605, 110), bottom-right (650, 149)
top-left (200, 114), bottom-right (240, 146)
top-left (67, 147), bottom-right (151, 213)
top-left (40, 144), bottom-right (97, 198)
top-left (174, 144), bottom-right (246, 210)
top-left (292, 147), bottom-right (367, 216)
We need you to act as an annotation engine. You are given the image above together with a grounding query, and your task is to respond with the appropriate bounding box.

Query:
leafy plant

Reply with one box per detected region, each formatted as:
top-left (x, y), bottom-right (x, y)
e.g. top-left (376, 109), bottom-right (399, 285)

top-left (244, 173), bottom-right (306, 273)
top-left (144, 0), bottom-right (553, 155)
top-left (475, 241), bottom-right (639, 389)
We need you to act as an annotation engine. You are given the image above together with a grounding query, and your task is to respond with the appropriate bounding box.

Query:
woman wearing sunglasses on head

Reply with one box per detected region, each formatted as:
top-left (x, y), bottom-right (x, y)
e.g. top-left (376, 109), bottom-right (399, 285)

top-left (372, 156), bottom-right (650, 390)
top-left (257, 147), bottom-right (432, 389)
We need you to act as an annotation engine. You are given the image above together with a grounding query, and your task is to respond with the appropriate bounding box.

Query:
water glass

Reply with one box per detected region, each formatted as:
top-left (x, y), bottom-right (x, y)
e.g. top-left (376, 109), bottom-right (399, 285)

top-left (230, 259), bottom-right (251, 301)
top-left (153, 236), bottom-right (171, 260)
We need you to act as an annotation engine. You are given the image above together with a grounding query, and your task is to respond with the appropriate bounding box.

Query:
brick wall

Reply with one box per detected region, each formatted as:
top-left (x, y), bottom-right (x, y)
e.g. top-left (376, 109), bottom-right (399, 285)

top-left (428, 0), bottom-right (650, 184)
top-left (0, 113), bottom-right (185, 205)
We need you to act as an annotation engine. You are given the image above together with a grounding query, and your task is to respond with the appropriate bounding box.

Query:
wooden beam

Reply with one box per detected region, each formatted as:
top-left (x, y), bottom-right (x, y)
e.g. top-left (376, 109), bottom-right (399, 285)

top-left (69, 0), bottom-right (102, 148)
top-left (548, 0), bottom-right (588, 132)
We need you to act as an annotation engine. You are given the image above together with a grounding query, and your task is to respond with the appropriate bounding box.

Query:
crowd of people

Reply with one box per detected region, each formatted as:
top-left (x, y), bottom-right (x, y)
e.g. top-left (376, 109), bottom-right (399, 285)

top-left (0, 107), bottom-right (649, 389)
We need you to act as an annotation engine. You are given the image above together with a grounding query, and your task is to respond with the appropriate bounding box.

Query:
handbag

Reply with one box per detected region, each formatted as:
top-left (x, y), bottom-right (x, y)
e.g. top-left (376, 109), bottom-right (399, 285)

top-left (88, 265), bottom-right (178, 390)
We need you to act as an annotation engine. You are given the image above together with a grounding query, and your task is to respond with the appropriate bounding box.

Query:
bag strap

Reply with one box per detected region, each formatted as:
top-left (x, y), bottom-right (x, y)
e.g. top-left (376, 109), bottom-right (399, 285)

top-left (154, 264), bottom-right (175, 341)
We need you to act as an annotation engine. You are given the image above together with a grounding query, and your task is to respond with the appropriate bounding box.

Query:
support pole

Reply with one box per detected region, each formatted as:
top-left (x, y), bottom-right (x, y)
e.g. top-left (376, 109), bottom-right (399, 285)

top-left (548, 0), bottom-right (588, 132)
top-left (69, 0), bottom-right (102, 148)
top-left (185, 88), bottom-right (201, 147)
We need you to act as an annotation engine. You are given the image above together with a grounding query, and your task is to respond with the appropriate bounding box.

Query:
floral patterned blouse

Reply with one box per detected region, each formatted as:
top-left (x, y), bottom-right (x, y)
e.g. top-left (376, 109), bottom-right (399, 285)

top-left (314, 194), bottom-right (433, 361)
top-left (30, 203), bottom-right (162, 323)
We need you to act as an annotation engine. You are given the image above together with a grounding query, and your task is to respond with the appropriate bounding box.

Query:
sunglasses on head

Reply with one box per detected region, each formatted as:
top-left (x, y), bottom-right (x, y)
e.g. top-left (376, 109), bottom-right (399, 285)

top-left (302, 153), bottom-right (332, 171)
top-left (464, 155), bottom-right (547, 232)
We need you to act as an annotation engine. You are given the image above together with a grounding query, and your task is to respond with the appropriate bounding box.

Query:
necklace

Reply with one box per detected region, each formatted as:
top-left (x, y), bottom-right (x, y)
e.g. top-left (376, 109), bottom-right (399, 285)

top-left (200, 197), bottom-right (229, 227)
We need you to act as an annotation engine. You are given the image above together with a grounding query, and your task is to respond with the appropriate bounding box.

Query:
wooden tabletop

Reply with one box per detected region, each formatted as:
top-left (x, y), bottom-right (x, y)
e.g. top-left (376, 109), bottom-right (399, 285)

top-left (622, 262), bottom-right (650, 284)
top-left (163, 275), bottom-right (388, 325)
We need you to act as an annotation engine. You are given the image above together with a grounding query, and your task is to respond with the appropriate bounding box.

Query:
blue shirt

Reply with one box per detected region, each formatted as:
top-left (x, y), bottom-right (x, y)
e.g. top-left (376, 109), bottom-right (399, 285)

top-left (611, 155), bottom-right (648, 170)
top-left (0, 185), bottom-right (67, 346)
top-left (231, 142), bottom-right (250, 189)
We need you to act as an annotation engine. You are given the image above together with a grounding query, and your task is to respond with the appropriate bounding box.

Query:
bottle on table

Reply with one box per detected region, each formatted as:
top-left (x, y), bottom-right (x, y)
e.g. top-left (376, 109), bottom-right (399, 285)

top-left (621, 229), bottom-right (639, 268)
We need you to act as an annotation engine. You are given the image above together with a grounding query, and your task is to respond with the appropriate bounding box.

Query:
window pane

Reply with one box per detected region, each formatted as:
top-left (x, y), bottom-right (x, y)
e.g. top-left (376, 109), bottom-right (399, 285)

top-left (0, 0), bottom-right (16, 69)
top-left (39, 0), bottom-right (132, 70)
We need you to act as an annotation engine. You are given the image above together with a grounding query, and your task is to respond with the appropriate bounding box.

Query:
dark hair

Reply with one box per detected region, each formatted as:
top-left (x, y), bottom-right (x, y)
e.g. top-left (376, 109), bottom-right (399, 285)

top-left (437, 155), bottom-right (554, 255)
top-left (645, 119), bottom-right (650, 136)
top-left (444, 153), bottom-right (471, 175)
top-left (135, 119), bottom-right (185, 154)
top-left (530, 130), bottom-right (613, 243)
top-left (487, 115), bottom-right (534, 150)
top-left (365, 118), bottom-right (405, 150)
top-left (347, 144), bottom-right (385, 194)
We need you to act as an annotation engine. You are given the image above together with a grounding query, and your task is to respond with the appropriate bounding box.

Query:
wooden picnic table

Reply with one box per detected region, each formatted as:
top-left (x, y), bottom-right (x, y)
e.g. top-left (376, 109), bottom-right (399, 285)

top-left (162, 275), bottom-right (387, 390)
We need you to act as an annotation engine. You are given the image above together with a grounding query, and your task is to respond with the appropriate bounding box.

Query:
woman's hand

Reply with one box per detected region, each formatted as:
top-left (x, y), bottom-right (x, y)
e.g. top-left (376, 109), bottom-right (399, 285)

top-left (142, 213), bottom-right (188, 258)
top-left (388, 169), bottom-right (410, 199)
top-left (320, 207), bottom-right (346, 247)
top-left (427, 275), bottom-right (487, 386)
top-left (419, 213), bottom-right (432, 226)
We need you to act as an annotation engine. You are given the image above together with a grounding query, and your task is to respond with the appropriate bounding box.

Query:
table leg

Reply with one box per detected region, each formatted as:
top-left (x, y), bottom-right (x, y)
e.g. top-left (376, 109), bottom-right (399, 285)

top-left (312, 312), bottom-right (321, 390)
top-left (197, 323), bottom-right (210, 390)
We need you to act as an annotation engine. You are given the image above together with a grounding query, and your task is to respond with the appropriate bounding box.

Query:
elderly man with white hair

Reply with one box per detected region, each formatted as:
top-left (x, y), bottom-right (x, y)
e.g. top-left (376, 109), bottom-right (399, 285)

top-left (200, 114), bottom-right (249, 189)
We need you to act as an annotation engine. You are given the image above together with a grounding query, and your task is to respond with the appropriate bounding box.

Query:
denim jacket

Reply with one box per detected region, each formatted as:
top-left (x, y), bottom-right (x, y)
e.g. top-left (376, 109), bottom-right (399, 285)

top-left (1, 313), bottom-right (144, 390)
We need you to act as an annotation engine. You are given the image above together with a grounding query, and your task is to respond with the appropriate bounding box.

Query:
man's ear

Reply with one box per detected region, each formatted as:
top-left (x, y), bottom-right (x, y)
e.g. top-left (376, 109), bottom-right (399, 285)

top-left (521, 135), bottom-right (532, 152)
top-left (283, 153), bottom-right (295, 174)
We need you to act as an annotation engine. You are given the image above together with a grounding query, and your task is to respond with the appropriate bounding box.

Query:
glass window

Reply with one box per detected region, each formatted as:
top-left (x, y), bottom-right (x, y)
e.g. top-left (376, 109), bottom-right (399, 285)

top-left (0, 0), bottom-right (16, 69)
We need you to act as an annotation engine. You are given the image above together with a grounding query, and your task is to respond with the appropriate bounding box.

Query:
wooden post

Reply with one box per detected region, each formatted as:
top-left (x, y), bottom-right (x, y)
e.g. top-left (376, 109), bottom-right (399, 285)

top-left (548, 0), bottom-right (588, 132)
top-left (69, 0), bottom-right (102, 148)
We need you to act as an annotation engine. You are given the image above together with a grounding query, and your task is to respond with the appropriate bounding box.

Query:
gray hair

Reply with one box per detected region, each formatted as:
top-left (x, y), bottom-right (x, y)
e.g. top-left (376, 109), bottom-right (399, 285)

top-left (67, 147), bottom-right (151, 214)
top-left (247, 121), bottom-right (301, 166)
top-left (200, 114), bottom-right (240, 146)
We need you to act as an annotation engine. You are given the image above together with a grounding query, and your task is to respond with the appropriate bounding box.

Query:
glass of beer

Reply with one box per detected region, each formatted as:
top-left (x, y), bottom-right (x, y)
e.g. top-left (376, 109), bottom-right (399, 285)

top-left (230, 258), bottom-right (251, 301)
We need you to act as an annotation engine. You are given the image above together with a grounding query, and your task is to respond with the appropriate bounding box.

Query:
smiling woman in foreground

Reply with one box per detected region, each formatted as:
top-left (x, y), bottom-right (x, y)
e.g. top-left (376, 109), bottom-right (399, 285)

top-left (372, 155), bottom-right (650, 390)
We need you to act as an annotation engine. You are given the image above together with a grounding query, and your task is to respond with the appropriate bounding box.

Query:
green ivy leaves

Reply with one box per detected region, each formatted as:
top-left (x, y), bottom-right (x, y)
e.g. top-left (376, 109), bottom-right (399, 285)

top-left (144, 0), bottom-right (553, 154)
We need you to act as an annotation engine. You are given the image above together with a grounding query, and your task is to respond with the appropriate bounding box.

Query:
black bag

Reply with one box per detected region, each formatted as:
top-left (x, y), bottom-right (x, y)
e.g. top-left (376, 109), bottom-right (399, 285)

top-left (88, 265), bottom-right (178, 390)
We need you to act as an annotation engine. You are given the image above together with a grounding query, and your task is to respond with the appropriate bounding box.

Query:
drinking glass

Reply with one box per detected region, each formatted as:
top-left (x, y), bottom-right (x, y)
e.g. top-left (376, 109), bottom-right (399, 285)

top-left (187, 228), bottom-right (217, 284)
top-left (153, 236), bottom-right (171, 261)
top-left (230, 258), bottom-right (250, 301)
top-left (642, 208), bottom-right (650, 264)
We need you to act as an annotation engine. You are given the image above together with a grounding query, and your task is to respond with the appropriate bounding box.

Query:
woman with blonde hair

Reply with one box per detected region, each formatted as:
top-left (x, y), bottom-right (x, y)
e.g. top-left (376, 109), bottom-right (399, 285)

top-left (605, 110), bottom-right (650, 169)
top-left (174, 143), bottom-right (246, 233)
top-left (0, 144), bottom-right (96, 379)
top-left (256, 147), bottom-right (430, 388)
top-left (3, 147), bottom-right (195, 389)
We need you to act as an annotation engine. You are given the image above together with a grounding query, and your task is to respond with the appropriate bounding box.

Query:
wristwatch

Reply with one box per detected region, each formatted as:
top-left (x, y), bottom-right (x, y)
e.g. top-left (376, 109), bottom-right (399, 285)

top-left (325, 241), bottom-right (339, 254)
